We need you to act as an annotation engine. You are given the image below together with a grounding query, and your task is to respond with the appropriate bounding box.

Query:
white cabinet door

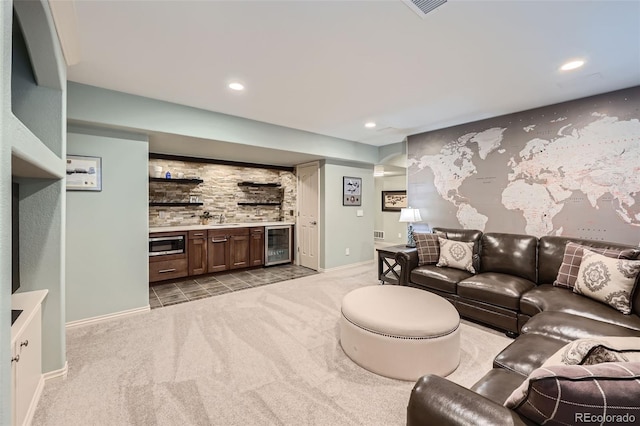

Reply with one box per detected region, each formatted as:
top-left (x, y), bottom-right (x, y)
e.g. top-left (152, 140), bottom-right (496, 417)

top-left (14, 306), bottom-right (42, 426)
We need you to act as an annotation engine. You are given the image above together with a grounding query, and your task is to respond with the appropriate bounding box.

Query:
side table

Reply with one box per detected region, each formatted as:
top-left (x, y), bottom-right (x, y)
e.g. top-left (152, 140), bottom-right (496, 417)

top-left (376, 245), bottom-right (415, 285)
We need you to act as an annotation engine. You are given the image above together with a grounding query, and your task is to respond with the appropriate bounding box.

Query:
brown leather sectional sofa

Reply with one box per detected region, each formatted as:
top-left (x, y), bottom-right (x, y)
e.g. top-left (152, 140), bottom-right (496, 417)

top-left (396, 228), bottom-right (640, 425)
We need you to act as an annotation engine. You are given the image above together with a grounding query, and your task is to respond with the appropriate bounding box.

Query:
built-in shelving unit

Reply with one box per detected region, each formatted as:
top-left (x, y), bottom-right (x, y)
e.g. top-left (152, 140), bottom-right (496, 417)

top-left (237, 182), bottom-right (281, 187)
top-left (149, 177), bottom-right (203, 184)
top-left (149, 202), bottom-right (204, 207)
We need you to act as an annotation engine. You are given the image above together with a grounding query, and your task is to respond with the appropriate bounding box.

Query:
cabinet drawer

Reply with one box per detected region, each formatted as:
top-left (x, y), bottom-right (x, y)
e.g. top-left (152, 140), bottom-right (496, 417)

top-left (149, 258), bottom-right (188, 282)
top-left (188, 230), bottom-right (207, 239)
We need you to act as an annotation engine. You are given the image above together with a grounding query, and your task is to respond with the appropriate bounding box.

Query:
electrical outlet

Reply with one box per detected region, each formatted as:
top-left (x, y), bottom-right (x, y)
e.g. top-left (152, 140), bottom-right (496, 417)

top-left (159, 211), bottom-right (167, 219)
top-left (398, 233), bottom-right (402, 238)
top-left (345, 248), bottom-right (350, 256)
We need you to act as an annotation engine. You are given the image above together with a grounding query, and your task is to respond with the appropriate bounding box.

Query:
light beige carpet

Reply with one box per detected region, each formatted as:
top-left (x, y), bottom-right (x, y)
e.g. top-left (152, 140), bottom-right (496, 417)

top-left (33, 264), bottom-right (511, 426)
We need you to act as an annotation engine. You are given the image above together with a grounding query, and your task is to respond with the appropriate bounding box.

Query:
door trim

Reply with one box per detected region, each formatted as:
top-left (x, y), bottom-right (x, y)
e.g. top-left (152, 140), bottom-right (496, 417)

top-left (296, 161), bottom-right (320, 270)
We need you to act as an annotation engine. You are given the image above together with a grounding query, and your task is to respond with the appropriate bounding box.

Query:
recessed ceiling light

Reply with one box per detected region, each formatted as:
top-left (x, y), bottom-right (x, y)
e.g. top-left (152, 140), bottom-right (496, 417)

top-left (228, 82), bottom-right (245, 91)
top-left (560, 60), bottom-right (584, 71)
top-left (365, 122), bottom-right (376, 128)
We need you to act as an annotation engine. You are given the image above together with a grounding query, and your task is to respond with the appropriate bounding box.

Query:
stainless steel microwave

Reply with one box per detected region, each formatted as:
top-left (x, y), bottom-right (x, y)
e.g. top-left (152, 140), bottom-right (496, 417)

top-left (149, 235), bottom-right (185, 257)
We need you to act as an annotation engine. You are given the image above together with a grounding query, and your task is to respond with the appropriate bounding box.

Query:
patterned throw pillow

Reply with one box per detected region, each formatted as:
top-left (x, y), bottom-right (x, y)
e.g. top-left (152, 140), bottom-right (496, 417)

top-left (573, 249), bottom-right (640, 315)
top-left (436, 237), bottom-right (475, 273)
top-left (542, 337), bottom-right (640, 367)
top-left (504, 362), bottom-right (640, 425)
top-left (413, 233), bottom-right (440, 266)
top-left (553, 242), bottom-right (640, 289)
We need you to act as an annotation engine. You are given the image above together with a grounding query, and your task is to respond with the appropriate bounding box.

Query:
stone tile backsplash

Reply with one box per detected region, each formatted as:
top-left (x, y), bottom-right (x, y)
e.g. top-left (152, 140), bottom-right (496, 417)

top-left (149, 159), bottom-right (296, 227)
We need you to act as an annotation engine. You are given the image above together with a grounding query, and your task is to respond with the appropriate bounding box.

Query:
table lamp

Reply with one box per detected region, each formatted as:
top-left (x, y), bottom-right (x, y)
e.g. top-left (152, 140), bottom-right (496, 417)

top-left (399, 207), bottom-right (422, 248)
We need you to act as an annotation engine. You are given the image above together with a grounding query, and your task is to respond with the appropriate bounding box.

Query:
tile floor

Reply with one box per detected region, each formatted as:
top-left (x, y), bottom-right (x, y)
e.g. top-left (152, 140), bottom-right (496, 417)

top-left (149, 264), bottom-right (318, 309)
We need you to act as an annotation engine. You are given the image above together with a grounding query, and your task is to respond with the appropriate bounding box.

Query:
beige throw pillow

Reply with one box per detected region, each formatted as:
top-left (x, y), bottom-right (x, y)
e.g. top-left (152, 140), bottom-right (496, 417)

top-left (573, 248), bottom-right (640, 314)
top-left (436, 237), bottom-right (475, 273)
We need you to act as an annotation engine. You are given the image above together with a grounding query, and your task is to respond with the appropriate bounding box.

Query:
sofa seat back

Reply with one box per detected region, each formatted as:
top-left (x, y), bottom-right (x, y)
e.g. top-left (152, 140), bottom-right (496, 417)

top-left (480, 233), bottom-right (538, 282)
top-left (538, 236), bottom-right (640, 316)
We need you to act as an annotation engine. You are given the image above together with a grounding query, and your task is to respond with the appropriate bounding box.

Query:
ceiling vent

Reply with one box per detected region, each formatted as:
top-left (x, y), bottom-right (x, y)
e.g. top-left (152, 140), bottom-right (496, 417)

top-left (402, 0), bottom-right (447, 18)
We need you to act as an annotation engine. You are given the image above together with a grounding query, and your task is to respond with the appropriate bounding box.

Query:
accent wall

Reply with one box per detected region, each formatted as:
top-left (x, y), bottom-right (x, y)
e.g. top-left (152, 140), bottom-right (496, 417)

top-left (407, 87), bottom-right (640, 246)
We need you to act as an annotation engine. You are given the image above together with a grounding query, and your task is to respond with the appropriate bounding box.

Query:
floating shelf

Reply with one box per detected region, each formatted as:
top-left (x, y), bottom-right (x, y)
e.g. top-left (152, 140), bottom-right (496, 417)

top-left (237, 202), bottom-right (282, 206)
top-left (237, 182), bottom-right (281, 187)
top-left (149, 178), bottom-right (203, 184)
top-left (149, 202), bottom-right (204, 207)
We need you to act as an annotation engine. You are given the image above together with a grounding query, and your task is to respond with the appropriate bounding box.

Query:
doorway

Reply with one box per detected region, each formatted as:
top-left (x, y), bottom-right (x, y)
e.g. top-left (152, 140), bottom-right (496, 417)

top-left (296, 162), bottom-right (320, 270)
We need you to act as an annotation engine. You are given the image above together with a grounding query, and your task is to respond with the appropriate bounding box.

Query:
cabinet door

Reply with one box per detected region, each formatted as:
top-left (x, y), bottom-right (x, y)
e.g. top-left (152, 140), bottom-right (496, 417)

top-left (14, 306), bottom-right (42, 426)
top-left (249, 227), bottom-right (265, 266)
top-left (188, 237), bottom-right (208, 276)
top-left (208, 230), bottom-right (229, 273)
top-left (230, 233), bottom-right (250, 269)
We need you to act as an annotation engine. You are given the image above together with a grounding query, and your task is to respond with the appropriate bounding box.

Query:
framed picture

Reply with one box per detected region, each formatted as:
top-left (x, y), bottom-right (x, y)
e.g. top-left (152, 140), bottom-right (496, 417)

top-left (66, 155), bottom-right (102, 191)
top-left (382, 190), bottom-right (407, 212)
top-left (343, 176), bottom-right (362, 206)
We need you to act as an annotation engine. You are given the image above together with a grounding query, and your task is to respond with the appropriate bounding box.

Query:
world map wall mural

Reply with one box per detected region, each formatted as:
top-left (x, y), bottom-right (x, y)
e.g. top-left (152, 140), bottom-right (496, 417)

top-left (407, 87), bottom-right (640, 246)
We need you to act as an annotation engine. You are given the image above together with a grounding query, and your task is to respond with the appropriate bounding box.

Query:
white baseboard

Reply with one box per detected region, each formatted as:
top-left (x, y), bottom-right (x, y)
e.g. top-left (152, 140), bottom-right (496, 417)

top-left (66, 305), bottom-right (150, 329)
top-left (24, 373), bottom-right (46, 426)
top-left (43, 361), bottom-right (68, 381)
top-left (319, 259), bottom-right (374, 273)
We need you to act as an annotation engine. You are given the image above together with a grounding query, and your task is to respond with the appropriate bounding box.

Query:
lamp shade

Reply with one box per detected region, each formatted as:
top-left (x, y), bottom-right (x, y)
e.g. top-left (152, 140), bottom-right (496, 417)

top-left (399, 208), bottom-right (422, 223)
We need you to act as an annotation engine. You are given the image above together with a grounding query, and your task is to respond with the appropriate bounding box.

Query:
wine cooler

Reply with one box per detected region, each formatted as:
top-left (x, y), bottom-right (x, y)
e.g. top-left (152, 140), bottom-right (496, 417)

top-left (265, 225), bottom-right (292, 266)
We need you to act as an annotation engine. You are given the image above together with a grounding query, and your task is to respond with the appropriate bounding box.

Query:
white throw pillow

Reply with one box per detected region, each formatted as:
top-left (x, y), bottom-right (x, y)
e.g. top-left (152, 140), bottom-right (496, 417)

top-left (573, 248), bottom-right (640, 314)
top-left (436, 237), bottom-right (475, 273)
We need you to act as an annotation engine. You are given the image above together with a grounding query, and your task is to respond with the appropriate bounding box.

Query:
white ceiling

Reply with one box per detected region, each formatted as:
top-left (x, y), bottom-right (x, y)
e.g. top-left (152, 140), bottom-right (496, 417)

top-left (54, 0), bottom-right (640, 148)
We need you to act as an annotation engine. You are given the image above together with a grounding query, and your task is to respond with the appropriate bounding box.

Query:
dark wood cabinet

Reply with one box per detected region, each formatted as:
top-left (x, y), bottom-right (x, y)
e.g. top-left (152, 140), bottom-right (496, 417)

top-left (208, 229), bottom-right (230, 273)
top-left (249, 227), bottom-right (265, 266)
top-left (229, 228), bottom-right (250, 270)
top-left (188, 230), bottom-right (208, 275)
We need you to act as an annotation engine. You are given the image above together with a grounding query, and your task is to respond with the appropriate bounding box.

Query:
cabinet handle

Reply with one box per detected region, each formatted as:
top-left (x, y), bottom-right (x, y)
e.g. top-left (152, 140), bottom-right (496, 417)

top-left (20, 340), bottom-right (28, 348)
top-left (212, 238), bottom-right (228, 243)
top-left (11, 355), bottom-right (19, 363)
top-left (158, 268), bottom-right (176, 273)
top-left (193, 233), bottom-right (204, 236)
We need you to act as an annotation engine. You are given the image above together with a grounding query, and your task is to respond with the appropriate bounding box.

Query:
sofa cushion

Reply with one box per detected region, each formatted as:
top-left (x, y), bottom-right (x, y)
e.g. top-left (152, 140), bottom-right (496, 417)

top-left (432, 227), bottom-right (482, 271)
top-left (437, 237), bottom-right (475, 273)
top-left (493, 333), bottom-right (568, 376)
top-left (410, 265), bottom-right (472, 294)
top-left (553, 242), bottom-right (640, 289)
top-left (520, 311), bottom-right (640, 341)
top-left (480, 233), bottom-right (538, 283)
top-left (458, 272), bottom-right (536, 310)
top-left (413, 233), bottom-right (440, 266)
top-left (573, 249), bottom-right (640, 314)
top-left (504, 362), bottom-right (640, 425)
top-left (470, 368), bottom-right (528, 406)
top-left (520, 285), bottom-right (640, 331)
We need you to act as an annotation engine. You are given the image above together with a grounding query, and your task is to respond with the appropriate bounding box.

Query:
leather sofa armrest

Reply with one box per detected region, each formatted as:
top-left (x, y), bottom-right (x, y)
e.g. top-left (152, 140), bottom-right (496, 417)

top-left (395, 250), bottom-right (418, 286)
top-left (407, 375), bottom-right (530, 426)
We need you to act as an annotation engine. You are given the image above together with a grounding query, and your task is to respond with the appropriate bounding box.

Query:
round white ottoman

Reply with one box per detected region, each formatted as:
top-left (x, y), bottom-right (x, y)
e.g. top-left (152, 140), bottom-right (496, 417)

top-left (339, 285), bottom-right (460, 381)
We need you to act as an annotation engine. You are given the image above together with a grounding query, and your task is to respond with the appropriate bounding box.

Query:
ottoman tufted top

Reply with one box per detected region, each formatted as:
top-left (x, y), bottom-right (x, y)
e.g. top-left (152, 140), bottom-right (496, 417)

top-left (341, 285), bottom-right (459, 339)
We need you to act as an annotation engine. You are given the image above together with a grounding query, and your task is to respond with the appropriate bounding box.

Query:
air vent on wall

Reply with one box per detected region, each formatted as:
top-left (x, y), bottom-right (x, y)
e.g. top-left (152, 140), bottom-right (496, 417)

top-left (402, 0), bottom-right (447, 18)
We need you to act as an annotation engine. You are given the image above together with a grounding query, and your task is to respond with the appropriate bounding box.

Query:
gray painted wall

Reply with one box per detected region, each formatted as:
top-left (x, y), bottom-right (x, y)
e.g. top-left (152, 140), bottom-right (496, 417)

top-left (1, 1), bottom-right (11, 420)
top-left (321, 162), bottom-right (374, 269)
top-left (374, 175), bottom-right (407, 246)
top-left (66, 131), bottom-right (149, 322)
top-left (3, 1), bottom-right (67, 422)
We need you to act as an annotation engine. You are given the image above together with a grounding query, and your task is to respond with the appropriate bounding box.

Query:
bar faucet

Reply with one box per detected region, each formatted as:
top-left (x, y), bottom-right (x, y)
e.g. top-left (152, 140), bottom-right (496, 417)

top-left (219, 213), bottom-right (225, 224)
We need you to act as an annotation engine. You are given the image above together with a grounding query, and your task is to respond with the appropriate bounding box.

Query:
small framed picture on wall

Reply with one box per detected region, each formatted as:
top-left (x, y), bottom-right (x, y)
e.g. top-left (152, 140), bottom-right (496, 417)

top-left (382, 190), bottom-right (407, 212)
top-left (66, 155), bottom-right (102, 191)
top-left (343, 176), bottom-right (362, 206)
